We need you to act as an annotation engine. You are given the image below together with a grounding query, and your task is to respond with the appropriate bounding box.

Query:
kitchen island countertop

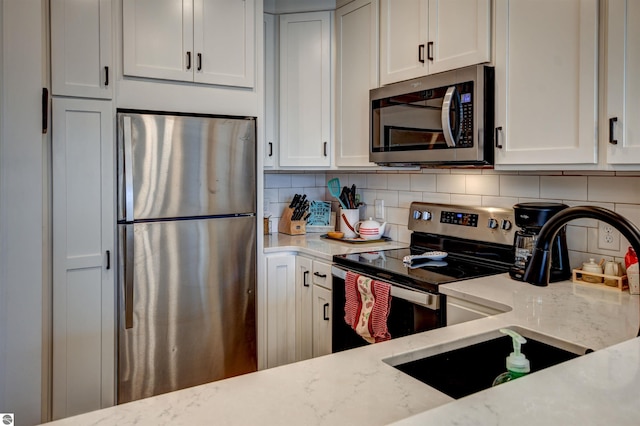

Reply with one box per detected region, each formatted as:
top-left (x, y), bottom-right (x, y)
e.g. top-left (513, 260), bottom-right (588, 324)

top-left (44, 237), bottom-right (640, 425)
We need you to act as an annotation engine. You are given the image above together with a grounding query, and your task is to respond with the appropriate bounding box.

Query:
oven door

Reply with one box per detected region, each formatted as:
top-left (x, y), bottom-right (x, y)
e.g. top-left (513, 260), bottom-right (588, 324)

top-left (331, 266), bottom-right (442, 353)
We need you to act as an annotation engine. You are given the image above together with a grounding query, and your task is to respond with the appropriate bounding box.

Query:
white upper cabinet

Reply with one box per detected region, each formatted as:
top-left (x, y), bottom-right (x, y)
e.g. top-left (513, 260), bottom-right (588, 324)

top-left (494, 0), bottom-right (598, 167)
top-left (380, 0), bottom-right (490, 85)
top-left (264, 13), bottom-right (278, 168)
top-left (605, 0), bottom-right (640, 164)
top-left (123, 0), bottom-right (255, 88)
top-left (335, 0), bottom-right (378, 167)
top-left (51, 0), bottom-right (113, 98)
top-left (279, 12), bottom-right (332, 168)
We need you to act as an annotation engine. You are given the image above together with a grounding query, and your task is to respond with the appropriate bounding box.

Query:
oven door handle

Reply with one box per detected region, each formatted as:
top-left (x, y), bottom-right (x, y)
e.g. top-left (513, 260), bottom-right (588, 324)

top-left (331, 266), bottom-right (439, 310)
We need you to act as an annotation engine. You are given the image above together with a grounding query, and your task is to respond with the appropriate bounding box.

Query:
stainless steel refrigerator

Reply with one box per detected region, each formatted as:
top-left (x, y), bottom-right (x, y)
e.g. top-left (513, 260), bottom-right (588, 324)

top-left (116, 111), bottom-right (257, 404)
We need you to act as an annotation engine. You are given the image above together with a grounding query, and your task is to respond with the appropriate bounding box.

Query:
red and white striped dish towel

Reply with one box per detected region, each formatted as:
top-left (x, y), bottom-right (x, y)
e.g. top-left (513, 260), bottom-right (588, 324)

top-left (344, 271), bottom-right (392, 343)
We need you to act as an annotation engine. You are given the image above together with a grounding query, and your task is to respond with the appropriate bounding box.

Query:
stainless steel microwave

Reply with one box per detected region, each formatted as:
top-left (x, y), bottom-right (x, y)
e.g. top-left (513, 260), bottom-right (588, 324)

top-left (370, 65), bottom-right (494, 166)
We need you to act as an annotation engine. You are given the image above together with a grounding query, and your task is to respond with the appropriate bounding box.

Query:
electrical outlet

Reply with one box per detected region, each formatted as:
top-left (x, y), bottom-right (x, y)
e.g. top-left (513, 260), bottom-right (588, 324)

top-left (375, 199), bottom-right (385, 219)
top-left (598, 222), bottom-right (620, 251)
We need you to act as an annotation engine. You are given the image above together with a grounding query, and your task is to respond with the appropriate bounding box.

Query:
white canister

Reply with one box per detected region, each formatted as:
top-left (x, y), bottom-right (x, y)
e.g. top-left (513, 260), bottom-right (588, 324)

top-left (581, 258), bottom-right (603, 283)
top-left (603, 261), bottom-right (622, 287)
top-left (339, 208), bottom-right (360, 239)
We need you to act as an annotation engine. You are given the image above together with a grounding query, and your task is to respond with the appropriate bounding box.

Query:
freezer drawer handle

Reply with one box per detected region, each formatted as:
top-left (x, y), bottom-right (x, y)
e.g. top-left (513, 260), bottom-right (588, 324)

top-left (124, 224), bottom-right (134, 329)
top-left (323, 303), bottom-right (329, 321)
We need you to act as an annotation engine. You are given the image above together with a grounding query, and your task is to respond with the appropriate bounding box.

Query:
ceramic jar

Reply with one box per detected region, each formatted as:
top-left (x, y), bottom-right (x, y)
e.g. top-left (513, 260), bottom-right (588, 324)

top-left (582, 258), bottom-right (603, 283)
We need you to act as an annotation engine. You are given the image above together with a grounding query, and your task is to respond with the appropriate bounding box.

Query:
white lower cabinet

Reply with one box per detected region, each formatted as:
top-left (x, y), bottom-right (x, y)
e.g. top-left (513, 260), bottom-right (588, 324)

top-left (446, 296), bottom-right (503, 326)
top-left (51, 97), bottom-right (115, 419)
top-left (264, 253), bottom-right (332, 368)
top-left (265, 254), bottom-right (297, 368)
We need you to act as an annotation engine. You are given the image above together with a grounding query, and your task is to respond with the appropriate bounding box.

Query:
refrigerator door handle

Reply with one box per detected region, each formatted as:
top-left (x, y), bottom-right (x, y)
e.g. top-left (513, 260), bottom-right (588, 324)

top-left (123, 116), bottom-right (134, 222)
top-left (124, 224), bottom-right (134, 329)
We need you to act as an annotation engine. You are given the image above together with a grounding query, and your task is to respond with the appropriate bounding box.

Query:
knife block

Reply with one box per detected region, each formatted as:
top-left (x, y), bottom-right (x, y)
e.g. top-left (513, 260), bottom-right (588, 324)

top-left (278, 207), bottom-right (306, 235)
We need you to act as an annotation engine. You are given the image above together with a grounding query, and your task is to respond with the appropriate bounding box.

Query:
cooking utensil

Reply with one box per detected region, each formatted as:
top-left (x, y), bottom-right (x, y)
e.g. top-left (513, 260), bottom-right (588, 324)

top-left (340, 186), bottom-right (351, 209)
top-left (328, 178), bottom-right (347, 209)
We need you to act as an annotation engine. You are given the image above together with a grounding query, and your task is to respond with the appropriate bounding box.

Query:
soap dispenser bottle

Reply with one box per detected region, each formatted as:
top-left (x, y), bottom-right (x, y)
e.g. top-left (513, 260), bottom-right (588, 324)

top-left (492, 328), bottom-right (531, 387)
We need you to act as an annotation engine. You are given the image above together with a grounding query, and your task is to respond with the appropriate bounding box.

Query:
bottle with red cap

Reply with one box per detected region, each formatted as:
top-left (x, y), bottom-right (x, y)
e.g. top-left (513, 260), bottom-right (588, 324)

top-left (625, 247), bottom-right (639, 294)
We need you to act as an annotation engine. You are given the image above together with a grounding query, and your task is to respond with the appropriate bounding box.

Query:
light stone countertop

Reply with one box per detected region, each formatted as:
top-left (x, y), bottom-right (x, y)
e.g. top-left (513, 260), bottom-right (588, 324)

top-left (263, 232), bottom-right (409, 261)
top-left (43, 237), bottom-right (640, 426)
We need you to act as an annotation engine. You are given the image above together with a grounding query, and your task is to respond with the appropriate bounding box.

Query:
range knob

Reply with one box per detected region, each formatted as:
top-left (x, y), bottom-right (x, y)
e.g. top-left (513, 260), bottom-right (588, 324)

top-left (488, 218), bottom-right (499, 229)
top-left (501, 219), bottom-right (513, 231)
top-left (421, 211), bottom-right (432, 221)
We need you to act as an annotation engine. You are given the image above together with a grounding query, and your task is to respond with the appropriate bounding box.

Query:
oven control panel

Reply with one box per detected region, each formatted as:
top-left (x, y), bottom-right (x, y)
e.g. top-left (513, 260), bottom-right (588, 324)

top-left (408, 202), bottom-right (515, 245)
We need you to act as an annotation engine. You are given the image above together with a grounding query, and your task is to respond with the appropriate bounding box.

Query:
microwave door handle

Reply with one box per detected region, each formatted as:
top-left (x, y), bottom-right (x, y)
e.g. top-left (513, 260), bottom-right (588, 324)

top-left (441, 86), bottom-right (458, 148)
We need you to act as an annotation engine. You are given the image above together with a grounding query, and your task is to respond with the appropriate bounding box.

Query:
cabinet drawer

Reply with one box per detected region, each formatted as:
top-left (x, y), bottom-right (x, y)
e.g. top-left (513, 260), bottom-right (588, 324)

top-left (312, 261), bottom-right (332, 290)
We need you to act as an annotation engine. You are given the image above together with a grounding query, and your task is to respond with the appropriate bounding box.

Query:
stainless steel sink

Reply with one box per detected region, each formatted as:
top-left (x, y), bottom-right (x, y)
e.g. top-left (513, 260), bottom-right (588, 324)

top-left (384, 327), bottom-right (592, 399)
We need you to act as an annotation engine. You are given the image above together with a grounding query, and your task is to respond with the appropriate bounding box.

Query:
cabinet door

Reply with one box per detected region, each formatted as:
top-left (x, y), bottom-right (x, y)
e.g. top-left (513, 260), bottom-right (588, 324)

top-left (193, 0), bottom-right (255, 87)
top-left (122, 0), bottom-right (193, 81)
top-left (427, 0), bottom-right (490, 74)
top-left (51, 0), bottom-right (113, 98)
top-left (52, 98), bottom-right (114, 419)
top-left (335, 0), bottom-right (378, 167)
top-left (279, 12), bottom-right (332, 167)
top-left (380, 0), bottom-right (427, 85)
top-left (312, 285), bottom-right (332, 358)
top-left (265, 255), bottom-right (297, 368)
top-left (296, 256), bottom-right (313, 361)
top-left (606, 0), bottom-right (640, 164)
top-left (494, 0), bottom-right (598, 166)
top-left (264, 13), bottom-right (278, 168)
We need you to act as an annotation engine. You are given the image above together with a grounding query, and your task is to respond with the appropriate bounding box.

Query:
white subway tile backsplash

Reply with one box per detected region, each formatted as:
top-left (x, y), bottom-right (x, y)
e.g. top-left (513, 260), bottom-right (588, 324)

top-left (589, 176), bottom-right (640, 204)
top-left (437, 174), bottom-right (466, 193)
top-left (481, 196), bottom-right (519, 209)
top-left (386, 207), bottom-right (409, 226)
top-left (291, 173), bottom-right (317, 187)
top-left (375, 190), bottom-right (399, 208)
top-left (422, 192), bottom-right (451, 204)
top-left (500, 175), bottom-right (540, 198)
top-left (450, 194), bottom-right (482, 205)
top-left (399, 191), bottom-right (421, 207)
top-left (540, 176), bottom-right (588, 200)
top-left (388, 174), bottom-right (411, 190)
top-left (265, 171), bottom-right (640, 264)
top-left (466, 174), bottom-right (499, 195)
top-left (367, 173), bottom-right (388, 189)
top-left (265, 173), bottom-right (292, 188)
top-left (410, 174), bottom-right (437, 192)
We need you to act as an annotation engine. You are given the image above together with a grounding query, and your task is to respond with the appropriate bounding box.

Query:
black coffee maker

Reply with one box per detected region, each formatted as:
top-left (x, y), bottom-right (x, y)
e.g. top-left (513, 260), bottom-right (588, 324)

top-left (509, 202), bottom-right (572, 282)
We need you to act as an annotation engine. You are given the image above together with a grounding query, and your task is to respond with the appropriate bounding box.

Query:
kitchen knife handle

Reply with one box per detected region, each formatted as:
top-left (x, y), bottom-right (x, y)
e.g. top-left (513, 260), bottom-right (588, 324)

top-left (123, 116), bottom-right (135, 222)
top-left (186, 51), bottom-right (192, 70)
top-left (124, 224), bottom-right (134, 329)
top-left (609, 117), bottom-right (618, 145)
top-left (303, 270), bottom-right (310, 287)
top-left (323, 303), bottom-right (330, 321)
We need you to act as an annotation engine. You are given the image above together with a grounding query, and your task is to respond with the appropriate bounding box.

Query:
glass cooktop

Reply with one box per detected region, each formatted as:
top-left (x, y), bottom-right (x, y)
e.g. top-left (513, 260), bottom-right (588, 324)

top-left (333, 248), bottom-right (510, 293)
